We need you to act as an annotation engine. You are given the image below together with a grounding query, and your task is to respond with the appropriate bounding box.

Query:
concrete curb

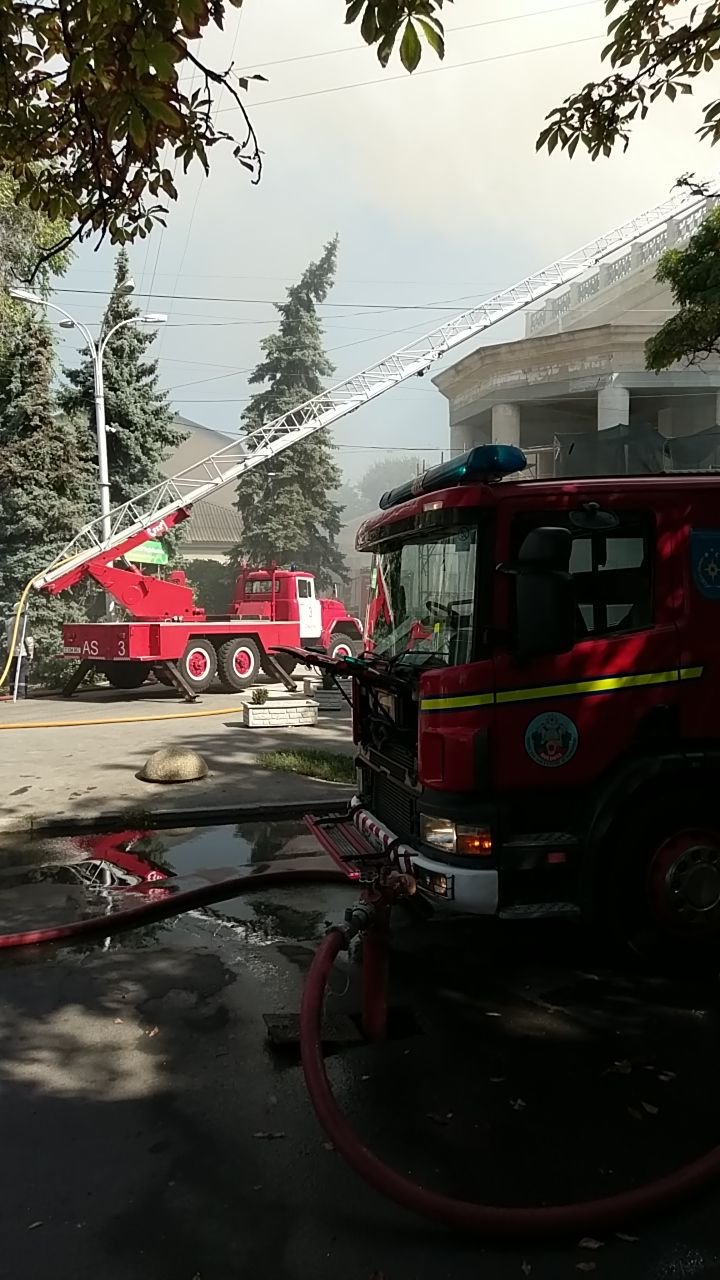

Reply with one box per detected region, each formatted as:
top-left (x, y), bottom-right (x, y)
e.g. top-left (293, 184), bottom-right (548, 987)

top-left (0, 792), bottom-right (354, 837)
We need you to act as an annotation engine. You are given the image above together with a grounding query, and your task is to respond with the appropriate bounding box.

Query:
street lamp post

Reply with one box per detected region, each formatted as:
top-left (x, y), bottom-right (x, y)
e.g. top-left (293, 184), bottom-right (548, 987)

top-left (9, 286), bottom-right (167, 547)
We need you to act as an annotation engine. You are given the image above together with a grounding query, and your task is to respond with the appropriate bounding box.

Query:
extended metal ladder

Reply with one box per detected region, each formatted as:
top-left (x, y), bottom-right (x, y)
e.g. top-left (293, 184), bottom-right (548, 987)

top-left (35, 187), bottom-right (714, 594)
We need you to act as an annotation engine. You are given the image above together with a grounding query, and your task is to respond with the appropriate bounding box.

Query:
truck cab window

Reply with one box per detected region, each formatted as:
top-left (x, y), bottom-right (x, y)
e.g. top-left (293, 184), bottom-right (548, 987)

top-left (297, 579), bottom-right (313, 599)
top-left (514, 513), bottom-right (653, 638)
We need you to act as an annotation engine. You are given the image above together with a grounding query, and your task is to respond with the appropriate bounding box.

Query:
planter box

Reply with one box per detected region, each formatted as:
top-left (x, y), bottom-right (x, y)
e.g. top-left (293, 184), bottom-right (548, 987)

top-left (241, 699), bottom-right (318, 728)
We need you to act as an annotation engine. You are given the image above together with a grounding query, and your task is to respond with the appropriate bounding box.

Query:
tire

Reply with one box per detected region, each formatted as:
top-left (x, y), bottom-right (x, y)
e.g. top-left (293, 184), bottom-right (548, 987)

top-left (217, 637), bottom-right (261, 691)
top-left (597, 790), bottom-right (720, 966)
top-left (103, 661), bottom-right (150, 690)
top-left (329, 634), bottom-right (361, 661)
top-left (178, 638), bottom-right (217, 693)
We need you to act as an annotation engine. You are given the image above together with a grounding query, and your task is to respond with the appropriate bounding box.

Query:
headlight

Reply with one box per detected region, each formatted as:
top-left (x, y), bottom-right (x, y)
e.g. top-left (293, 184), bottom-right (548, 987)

top-left (420, 815), bottom-right (492, 857)
top-left (420, 815), bottom-right (456, 853)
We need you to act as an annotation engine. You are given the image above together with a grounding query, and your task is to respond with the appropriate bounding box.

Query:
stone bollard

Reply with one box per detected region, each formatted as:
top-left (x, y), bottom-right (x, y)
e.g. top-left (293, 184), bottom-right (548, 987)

top-left (138, 746), bottom-right (209, 784)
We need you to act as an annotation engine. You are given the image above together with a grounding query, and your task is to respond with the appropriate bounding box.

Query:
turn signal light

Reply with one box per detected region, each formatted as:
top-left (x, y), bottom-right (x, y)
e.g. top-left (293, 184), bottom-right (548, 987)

top-left (457, 829), bottom-right (492, 856)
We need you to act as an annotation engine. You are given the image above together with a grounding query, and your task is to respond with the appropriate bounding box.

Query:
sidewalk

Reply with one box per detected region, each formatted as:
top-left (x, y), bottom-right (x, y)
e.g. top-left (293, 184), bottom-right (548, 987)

top-left (0, 684), bottom-right (354, 833)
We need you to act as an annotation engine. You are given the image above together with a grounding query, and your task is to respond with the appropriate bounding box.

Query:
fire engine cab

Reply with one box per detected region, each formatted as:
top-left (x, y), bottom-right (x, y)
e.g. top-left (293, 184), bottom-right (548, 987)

top-left (294, 444), bottom-right (720, 954)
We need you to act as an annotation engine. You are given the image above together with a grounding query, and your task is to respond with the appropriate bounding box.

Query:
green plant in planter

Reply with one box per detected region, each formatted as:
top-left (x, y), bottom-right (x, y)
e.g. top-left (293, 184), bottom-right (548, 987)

top-left (251, 687), bottom-right (269, 705)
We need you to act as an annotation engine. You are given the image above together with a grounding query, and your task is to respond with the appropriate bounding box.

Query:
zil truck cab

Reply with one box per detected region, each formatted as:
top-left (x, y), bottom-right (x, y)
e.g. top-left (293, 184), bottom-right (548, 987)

top-left (292, 444), bottom-right (720, 955)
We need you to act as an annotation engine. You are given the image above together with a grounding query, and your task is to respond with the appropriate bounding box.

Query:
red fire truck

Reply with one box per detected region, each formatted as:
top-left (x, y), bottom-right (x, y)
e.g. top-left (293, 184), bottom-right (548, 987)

top-left (25, 186), bottom-right (708, 725)
top-left (299, 444), bottom-right (720, 953)
top-left (57, 554), bottom-right (363, 697)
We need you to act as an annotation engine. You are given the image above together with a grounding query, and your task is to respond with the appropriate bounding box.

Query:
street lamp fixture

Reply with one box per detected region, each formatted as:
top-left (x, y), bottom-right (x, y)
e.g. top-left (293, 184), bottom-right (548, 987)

top-left (58, 313), bottom-right (167, 331)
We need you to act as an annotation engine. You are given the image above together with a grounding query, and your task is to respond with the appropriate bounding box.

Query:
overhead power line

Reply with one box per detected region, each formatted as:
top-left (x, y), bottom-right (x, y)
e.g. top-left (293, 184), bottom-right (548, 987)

top-left (178, 1), bottom-right (598, 79)
top-left (218, 32), bottom-right (604, 114)
top-left (53, 287), bottom-right (484, 312)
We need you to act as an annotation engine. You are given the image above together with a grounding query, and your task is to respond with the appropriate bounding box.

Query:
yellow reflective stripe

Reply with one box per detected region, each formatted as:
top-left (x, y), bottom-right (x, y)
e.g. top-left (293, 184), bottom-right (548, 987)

top-left (680, 665), bottom-right (704, 681)
top-left (420, 692), bottom-right (494, 711)
top-left (496, 669), bottom-right (680, 704)
top-left (420, 665), bottom-right (704, 712)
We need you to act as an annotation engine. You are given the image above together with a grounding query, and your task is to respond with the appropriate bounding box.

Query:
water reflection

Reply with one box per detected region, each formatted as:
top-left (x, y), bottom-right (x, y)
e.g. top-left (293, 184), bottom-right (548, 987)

top-left (0, 820), bottom-right (344, 949)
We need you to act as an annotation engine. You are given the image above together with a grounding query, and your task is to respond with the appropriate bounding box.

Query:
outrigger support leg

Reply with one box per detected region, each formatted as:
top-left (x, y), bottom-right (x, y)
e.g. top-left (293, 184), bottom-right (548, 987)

top-left (263, 652), bottom-right (297, 693)
top-left (161, 660), bottom-right (199, 704)
top-left (61, 660), bottom-right (93, 699)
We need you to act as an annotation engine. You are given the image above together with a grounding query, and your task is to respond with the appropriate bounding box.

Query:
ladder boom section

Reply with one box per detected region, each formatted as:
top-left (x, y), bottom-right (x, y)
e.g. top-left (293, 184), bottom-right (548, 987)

top-left (35, 186), bottom-right (712, 594)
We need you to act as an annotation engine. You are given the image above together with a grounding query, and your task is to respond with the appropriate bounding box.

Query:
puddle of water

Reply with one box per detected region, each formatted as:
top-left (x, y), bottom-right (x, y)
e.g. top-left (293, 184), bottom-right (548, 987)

top-left (0, 820), bottom-right (350, 947)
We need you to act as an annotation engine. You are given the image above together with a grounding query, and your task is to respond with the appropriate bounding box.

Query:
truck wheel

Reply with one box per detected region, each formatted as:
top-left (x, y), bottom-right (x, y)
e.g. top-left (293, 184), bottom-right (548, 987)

top-left (329, 635), bottom-right (361, 661)
top-left (178, 639), bottom-right (217, 693)
top-left (217, 638), bottom-right (261, 691)
top-left (103, 661), bottom-right (150, 690)
top-left (602, 794), bottom-right (720, 964)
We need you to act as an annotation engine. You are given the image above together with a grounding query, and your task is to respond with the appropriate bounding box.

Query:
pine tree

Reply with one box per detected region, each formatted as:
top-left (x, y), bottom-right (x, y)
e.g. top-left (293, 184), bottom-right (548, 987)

top-left (61, 247), bottom-right (184, 508)
top-left (0, 313), bottom-right (93, 684)
top-left (234, 238), bottom-right (347, 589)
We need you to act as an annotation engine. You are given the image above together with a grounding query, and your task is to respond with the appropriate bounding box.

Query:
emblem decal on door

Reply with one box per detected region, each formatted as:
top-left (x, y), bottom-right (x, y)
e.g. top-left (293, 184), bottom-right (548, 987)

top-left (525, 712), bottom-right (578, 768)
top-left (691, 530), bottom-right (720, 600)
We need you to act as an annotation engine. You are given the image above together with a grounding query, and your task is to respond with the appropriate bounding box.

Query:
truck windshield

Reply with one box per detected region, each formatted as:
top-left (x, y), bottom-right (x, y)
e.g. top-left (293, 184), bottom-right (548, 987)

top-left (366, 526), bottom-right (477, 666)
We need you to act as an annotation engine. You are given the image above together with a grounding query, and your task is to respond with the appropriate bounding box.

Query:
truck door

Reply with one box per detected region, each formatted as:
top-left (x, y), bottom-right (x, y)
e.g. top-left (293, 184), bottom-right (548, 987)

top-left (297, 577), bottom-right (322, 640)
top-left (491, 504), bottom-right (681, 793)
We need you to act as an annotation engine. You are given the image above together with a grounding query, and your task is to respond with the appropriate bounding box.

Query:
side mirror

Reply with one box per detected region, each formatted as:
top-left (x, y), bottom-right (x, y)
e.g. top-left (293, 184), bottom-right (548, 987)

top-left (514, 527), bottom-right (575, 660)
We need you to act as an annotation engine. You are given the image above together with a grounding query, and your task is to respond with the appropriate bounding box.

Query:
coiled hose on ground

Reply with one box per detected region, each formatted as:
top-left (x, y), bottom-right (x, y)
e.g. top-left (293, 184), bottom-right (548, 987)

top-left (3, 867), bottom-right (720, 1238)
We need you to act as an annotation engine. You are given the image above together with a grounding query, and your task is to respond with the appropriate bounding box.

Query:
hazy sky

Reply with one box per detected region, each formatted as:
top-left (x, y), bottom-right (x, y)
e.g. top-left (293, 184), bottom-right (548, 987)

top-left (53, 0), bottom-right (710, 484)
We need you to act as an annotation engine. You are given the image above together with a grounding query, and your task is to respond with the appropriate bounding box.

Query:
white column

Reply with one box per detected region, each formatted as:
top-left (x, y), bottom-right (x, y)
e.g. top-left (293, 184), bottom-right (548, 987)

top-left (657, 407), bottom-right (673, 436)
top-left (597, 383), bottom-right (629, 431)
top-left (491, 402), bottom-right (521, 446)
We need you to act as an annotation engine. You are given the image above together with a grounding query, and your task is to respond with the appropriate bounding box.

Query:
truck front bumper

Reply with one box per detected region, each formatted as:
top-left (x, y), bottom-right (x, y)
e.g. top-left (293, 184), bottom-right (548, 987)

top-left (307, 801), bottom-right (499, 916)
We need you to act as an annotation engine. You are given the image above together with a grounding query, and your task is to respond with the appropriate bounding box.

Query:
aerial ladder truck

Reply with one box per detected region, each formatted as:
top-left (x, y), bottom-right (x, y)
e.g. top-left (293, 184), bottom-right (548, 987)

top-left (16, 187), bottom-right (713, 711)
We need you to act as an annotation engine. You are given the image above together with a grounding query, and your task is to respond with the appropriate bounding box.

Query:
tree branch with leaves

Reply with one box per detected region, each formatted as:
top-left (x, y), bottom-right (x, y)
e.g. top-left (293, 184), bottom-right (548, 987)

top-left (538, 1), bottom-right (720, 160)
top-left (0, 0), bottom-right (451, 277)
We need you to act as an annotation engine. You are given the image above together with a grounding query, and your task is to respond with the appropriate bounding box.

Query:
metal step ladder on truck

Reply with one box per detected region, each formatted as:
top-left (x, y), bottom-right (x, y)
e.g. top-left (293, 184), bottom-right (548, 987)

top-left (24, 185), bottom-right (714, 734)
top-left (296, 445), bottom-right (720, 955)
top-left (59, 557), bottom-right (363, 698)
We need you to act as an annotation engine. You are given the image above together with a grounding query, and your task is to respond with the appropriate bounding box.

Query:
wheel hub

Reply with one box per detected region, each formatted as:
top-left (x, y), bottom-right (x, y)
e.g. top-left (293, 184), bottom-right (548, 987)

top-left (187, 649), bottom-right (209, 678)
top-left (649, 831), bottom-right (720, 934)
top-left (668, 850), bottom-right (720, 912)
top-left (234, 649), bottom-right (252, 676)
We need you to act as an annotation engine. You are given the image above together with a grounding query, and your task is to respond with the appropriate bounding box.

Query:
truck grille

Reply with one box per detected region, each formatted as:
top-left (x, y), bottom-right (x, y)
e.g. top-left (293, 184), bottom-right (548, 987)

top-left (369, 773), bottom-right (415, 837)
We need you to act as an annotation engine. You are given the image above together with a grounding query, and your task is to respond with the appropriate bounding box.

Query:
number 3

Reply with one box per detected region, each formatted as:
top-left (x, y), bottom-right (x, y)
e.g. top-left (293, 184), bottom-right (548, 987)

top-left (118, 637), bottom-right (126, 657)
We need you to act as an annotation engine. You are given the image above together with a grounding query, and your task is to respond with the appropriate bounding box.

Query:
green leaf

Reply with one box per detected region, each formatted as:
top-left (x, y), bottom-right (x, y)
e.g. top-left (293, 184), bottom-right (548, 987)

top-left (148, 41), bottom-right (179, 80)
top-left (345, 0), bottom-right (365, 25)
top-left (361, 4), bottom-right (378, 44)
top-left (417, 18), bottom-right (444, 58)
top-left (69, 52), bottom-right (91, 88)
top-left (145, 97), bottom-right (183, 129)
top-left (400, 19), bottom-right (422, 72)
top-left (128, 107), bottom-right (147, 150)
top-left (377, 31), bottom-right (396, 66)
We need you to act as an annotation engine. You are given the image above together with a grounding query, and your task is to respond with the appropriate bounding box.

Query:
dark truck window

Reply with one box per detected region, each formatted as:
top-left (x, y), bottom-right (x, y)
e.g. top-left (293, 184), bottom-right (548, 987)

top-left (512, 512), bottom-right (653, 639)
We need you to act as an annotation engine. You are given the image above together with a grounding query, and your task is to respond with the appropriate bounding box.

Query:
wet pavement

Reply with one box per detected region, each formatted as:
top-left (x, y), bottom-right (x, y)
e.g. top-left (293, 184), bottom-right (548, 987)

top-left (0, 823), bottom-right (720, 1278)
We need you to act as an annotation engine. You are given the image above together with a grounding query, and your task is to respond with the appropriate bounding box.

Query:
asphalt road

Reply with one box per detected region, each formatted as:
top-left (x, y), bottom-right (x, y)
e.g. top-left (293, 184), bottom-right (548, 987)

top-left (0, 825), bottom-right (719, 1280)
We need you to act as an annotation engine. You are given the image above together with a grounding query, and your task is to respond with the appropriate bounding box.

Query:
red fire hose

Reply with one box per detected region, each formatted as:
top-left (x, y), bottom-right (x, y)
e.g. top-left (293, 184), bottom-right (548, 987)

top-left (0, 866), bottom-right (349, 948)
top-left (300, 925), bottom-right (720, 1239)
top-left (4, 866), bottom-right (720, 1237)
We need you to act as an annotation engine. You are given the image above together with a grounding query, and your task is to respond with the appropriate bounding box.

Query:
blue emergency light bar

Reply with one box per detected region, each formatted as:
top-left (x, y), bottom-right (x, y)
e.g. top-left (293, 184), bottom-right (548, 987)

top-left (378, 444), bottom-right (527, 511)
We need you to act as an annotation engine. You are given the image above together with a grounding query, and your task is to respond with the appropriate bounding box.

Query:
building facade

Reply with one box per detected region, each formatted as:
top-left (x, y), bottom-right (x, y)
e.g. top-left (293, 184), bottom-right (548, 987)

top-left (433, 198), bottom-right (720, 476)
